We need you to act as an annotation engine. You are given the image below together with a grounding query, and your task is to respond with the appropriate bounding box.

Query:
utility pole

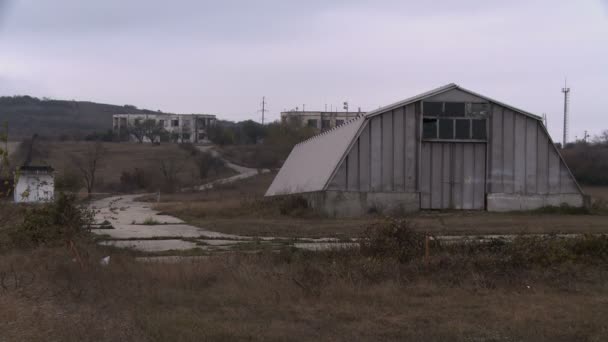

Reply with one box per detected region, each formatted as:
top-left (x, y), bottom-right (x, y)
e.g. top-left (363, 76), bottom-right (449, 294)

top-left (259, 96), bottom-right (268, 125)
top-left (562, 80), bottom-right (570, 147)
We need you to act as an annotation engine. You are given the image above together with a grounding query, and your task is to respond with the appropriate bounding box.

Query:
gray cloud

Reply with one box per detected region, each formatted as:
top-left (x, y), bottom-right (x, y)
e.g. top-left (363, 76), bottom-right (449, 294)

top-left (0, 0), bottom-right (607, 140)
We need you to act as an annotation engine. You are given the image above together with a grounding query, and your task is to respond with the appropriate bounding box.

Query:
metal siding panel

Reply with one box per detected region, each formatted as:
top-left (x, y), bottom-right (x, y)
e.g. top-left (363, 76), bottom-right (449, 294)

top-left (328, 160), bottom-right (347, 190)
top-left (473, 144), bottom-right (486, 209)
top-left (525, 118), bottom-right (537, 194)
top-left (490, 106), bottom-right (503, 193)
top-left (548, 145), bottom-right (561, 194)
top-left (502, 110), bottom-right (515, 193)
top-left (359, 124), bottom-right (371, 192)
top-left (393, 107), bottom-right (405, 191)
top-left (431, 143), bottom-right (443, 209)
top-left (405, 104), bottom-right (417, 191)
top-left (442, 144), bottom-right (451, 208)
top-left (382, 111), bottom-right (394, 191)
top-left (560, 163), bottom-right (578, 193)
top-left (536, 124), bottom-right (549, 194)
top-left (420, 143), bottom-right (432, 208)
top-left (462, 144), bottom-right (475, 209)
top-left (513, 113), bottom-right (526, 194)
top-left (347, 141), bottom-right (359, 191)
top-left (452, 144), bottom-right (464, 209)
top-left (370, 117), bottom-right (382, 191)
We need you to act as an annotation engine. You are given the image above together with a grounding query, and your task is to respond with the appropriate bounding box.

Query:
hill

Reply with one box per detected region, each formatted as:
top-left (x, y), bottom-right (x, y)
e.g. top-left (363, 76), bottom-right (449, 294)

top-left (0, 95), bottom-right (164, 140)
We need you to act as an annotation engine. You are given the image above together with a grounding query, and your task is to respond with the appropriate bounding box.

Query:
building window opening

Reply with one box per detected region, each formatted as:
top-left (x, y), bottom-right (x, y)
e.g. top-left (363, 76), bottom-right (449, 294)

top-left (321, 120), bottom-right (330, 130)
top-left (455, 119), bottom-right (470, 139)
top-left (335, 119), bottom-right (344, 127)
top-left (171, 119), bottom-right (179, 127)
top-left (307, 119), bottom-right (318, 128)
top-left (423, 118), bottom-right (438, 139)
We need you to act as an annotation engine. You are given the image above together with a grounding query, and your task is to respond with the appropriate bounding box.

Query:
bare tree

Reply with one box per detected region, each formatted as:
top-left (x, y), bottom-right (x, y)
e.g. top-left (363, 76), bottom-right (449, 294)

top-left (128, 119), bottom-right (166, 143)
top-left (157, 157), bottom-right (184, 192)
top-left (72, 141), bottom-right (106, 197)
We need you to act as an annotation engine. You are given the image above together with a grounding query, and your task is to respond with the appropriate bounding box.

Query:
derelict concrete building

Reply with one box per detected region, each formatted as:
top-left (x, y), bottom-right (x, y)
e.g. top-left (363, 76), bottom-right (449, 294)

top-left (265, 84), bottom-right (584, 217)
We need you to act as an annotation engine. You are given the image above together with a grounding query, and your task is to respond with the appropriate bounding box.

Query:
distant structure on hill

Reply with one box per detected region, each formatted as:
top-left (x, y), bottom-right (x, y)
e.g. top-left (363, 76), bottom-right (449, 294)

top-left (112, 113), bottom-right (217, 143)
top-left (281, 110), bottom-right (364, 131)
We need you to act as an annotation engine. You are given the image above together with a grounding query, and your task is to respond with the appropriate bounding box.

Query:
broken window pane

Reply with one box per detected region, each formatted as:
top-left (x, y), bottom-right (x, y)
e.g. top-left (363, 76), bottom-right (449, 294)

top-left (470, 103), bottom-right (489, 116)
top-left (423, 102), bottom-right (443, 116)
top-left (307, 119), bottom-right (318, 128)
top-left (444, 102), bottom-right (466, 117)
top-left (423, 118), bottom-right (438, 139)
top-left (455, 119), bottom-right (470, 139)
top-left (472, 119), bottom-right (487, 139)
top-left (439, 119), bottom-right (454, 139)
top-left (321, 120), bottom-right (330, 129)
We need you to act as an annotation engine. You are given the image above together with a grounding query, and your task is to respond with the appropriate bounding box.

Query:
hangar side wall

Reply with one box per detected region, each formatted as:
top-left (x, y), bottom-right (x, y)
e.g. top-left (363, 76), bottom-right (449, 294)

top-left (327, 103), bottom-right (420, 192)
top-left (487, 104), bottom-right (583, 211)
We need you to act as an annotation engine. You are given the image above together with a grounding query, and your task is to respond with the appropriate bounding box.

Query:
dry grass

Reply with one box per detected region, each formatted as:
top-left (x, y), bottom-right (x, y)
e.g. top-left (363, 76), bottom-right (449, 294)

top-left (152, 176), bottom-right (608, 238)
top-left (13, 142), bottom-right (234, 193)
top-left (1, 242), bottom-right (608, 341)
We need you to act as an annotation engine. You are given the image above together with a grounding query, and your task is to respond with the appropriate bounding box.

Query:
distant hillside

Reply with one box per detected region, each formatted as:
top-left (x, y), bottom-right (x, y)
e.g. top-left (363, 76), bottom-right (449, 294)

top-left (0, 95), bottom-right (165, 140)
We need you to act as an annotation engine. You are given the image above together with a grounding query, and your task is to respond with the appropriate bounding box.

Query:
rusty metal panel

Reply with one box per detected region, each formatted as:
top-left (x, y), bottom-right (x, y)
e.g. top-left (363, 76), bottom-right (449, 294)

top-left (381, 111), bottom-right (394, 191)
top-left (525, 118), bottom-right (538, 194)
top-left (393, 107), bottom-right (405, 191)
top-left (370, 116), bottom-right (382, 191)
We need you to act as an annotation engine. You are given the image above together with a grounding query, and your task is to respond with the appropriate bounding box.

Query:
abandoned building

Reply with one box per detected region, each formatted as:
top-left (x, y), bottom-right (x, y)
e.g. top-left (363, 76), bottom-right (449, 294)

top-left (112, 113), bottom-right (217, 143)
top-left (266, 83), bottom-right (584, 217)
top-left (14, 165), bottom-right (55, 203)
top-left (281, 110), bottom-right (364, 131)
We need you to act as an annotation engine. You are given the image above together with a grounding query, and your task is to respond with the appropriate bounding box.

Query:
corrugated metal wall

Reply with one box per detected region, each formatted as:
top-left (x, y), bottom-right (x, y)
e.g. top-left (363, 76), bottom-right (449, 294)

top-left (327, 103), bottom-right (419, 191)
top-left (326, 97), bottom-right (581, 209)
top-left (488, 106), bottom-right (579, 194)
top-left (420, 142), bottom-right (486, 209)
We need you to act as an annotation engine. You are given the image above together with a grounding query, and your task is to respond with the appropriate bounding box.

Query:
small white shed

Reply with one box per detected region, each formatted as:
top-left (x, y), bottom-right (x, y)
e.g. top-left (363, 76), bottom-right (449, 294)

top-left (14, 166), bottom-right (55, 203)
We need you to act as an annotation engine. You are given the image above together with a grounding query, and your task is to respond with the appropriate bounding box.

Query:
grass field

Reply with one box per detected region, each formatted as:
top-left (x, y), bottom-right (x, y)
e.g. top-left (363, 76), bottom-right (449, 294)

top-left (1, 240), bottom-right (608, 341)
top-left (153, 174), bottom-right (608, 238)
top-left (11, 142), bottom-right (234, 193)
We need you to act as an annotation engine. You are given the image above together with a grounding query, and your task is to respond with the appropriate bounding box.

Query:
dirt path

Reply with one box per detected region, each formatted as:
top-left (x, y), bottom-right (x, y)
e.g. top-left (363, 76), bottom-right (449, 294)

top-left (195, 145), bottom-right (270, 190)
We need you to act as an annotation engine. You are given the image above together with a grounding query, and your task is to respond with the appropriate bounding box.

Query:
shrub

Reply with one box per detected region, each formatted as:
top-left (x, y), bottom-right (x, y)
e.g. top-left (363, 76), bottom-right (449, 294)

top-left (119, 168), bottom-right (149, 192)
top-left (359, 218), bottom-right (430, 263)
top-left (196, 152), bottom-right (226, 179)
top-left (278, 195), bottom-right (309, 216)
top-left (9, 193), bottom-right (94, 247)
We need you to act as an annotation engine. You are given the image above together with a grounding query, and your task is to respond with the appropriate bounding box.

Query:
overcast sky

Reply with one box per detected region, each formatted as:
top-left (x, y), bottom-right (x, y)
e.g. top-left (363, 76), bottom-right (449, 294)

top-left (1, 0), bottom-right (607, 140)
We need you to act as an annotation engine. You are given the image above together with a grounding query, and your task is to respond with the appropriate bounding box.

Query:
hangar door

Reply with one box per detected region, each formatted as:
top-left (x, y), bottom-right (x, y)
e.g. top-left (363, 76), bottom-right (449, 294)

top-left (420, 142), bottom-right (486, 210)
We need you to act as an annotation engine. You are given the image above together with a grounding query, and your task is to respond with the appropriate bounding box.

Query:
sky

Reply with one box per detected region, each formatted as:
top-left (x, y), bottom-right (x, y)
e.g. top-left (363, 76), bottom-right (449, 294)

top-left (0, 0), bottom-right (607, 141)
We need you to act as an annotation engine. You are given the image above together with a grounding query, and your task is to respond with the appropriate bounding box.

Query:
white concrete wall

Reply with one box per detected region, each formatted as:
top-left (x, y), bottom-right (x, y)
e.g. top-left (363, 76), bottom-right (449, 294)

top-left (14, 173), bottom-right (55, 203)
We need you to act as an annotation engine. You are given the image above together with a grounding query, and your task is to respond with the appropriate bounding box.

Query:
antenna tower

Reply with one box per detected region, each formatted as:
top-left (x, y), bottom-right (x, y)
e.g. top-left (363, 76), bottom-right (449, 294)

top-left (259, 96), bottom-right (268, 124)
top-left (562, 80), bottom-right (570, 146)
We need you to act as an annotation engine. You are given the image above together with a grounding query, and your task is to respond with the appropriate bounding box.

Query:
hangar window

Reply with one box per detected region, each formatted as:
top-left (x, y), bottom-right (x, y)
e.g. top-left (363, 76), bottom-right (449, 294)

top-left (423, 101), bottom-right (488, 141)
top-left (455, 119), bottom-right (470, 139)
top-left (472, 119), bottom-right (487, 139)
top-left (423, 118), bottom-right (438, 139)
top-left (439, 119), bottom-right (454, 139)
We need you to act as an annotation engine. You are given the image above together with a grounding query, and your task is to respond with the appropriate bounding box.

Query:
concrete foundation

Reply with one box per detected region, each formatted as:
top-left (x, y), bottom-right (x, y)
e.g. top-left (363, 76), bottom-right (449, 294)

top-left (303, 191), bottom-right (420, 218)
top-left (487, 193), bottom-right (585, 212)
